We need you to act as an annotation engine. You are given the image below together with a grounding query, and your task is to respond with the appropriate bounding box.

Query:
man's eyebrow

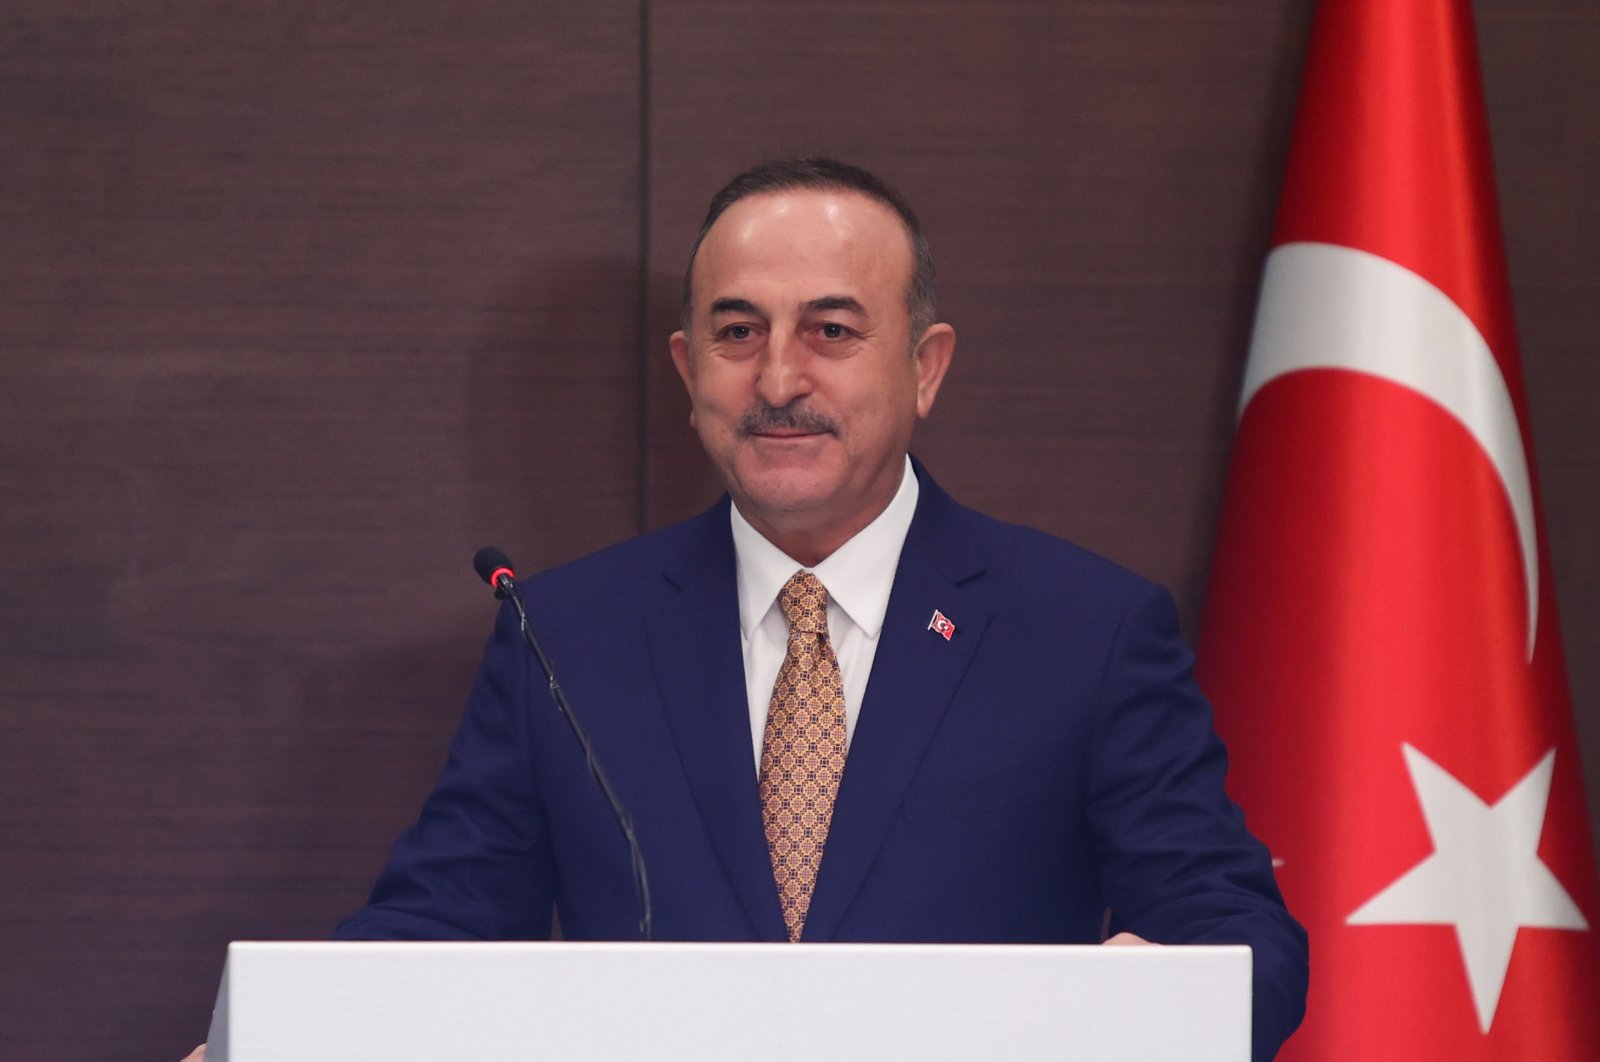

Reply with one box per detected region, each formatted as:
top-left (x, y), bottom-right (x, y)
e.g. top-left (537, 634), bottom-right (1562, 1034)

top-left (709, 297), bottom-right (762, 316)
top-left (802, 295), bottom-right (866, 315)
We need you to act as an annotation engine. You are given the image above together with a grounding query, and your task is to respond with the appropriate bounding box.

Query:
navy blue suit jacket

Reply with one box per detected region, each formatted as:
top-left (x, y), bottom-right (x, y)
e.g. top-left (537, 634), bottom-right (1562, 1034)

top-left (336, 464), bottom-right (1307, 1058)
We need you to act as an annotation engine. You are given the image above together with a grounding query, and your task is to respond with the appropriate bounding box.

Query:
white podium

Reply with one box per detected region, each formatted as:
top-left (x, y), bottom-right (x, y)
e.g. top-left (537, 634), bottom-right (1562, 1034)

top-left (206, 940), bottom-right (1250, 1060)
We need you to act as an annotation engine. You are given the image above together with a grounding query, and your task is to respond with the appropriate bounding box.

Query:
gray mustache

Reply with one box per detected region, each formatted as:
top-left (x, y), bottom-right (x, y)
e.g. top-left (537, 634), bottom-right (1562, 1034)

top-left (738, 401), bottom-right (839, 436)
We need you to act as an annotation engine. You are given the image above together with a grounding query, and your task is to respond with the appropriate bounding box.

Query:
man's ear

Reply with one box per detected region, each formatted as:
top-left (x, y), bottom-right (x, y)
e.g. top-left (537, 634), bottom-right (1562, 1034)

top-left (669, 330), bottom-right (696, 427)
top-left (911, 323), bottom-right (956, 419)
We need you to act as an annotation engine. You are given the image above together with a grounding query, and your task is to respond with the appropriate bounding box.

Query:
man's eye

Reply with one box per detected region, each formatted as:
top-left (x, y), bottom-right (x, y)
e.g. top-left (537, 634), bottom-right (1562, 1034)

top-left (722, 325), bottom-right (754, 340)
top-left (819, 323), bottom-right (848, 339)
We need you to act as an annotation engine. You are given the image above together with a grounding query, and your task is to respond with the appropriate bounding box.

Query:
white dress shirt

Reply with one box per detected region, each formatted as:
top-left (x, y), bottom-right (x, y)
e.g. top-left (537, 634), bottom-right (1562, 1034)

top-left (731, 456), bottom-right (920, 769)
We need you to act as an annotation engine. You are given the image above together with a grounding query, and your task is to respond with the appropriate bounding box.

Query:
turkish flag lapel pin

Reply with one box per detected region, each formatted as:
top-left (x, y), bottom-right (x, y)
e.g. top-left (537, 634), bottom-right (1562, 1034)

top-left (927, 609), bottom-right (956, 641)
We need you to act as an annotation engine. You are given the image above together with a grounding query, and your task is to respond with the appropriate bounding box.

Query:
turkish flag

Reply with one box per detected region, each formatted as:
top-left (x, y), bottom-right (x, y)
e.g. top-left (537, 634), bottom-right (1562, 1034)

top-left (1197, 1), bottom-right (1600, 1058)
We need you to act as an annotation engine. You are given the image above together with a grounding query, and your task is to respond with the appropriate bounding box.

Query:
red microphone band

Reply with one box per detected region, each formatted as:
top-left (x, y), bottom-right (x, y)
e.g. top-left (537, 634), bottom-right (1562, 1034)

top-left (489, 566), bottom-right (514, 586)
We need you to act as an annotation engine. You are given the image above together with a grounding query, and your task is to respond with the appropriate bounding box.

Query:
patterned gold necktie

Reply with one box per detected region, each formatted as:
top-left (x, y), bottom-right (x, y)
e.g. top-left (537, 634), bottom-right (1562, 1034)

top-left (759, 570), bottom-right (848, 943)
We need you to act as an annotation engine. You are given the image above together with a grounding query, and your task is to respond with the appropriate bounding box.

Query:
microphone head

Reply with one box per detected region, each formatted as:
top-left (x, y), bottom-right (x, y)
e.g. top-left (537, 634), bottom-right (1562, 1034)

top-left (473, 546), bottom-right (516, 592)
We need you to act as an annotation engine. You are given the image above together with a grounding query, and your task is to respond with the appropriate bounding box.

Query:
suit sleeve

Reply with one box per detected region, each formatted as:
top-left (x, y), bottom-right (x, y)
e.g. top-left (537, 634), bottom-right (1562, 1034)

top-left (332, 599), bottom-right (556, 940)
top-left (1086, 582), bottom-right (1308, 1061)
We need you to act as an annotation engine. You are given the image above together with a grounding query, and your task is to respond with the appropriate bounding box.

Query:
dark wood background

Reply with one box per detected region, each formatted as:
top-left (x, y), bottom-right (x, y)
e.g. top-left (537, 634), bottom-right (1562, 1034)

top-left (1, 2), bottom-right (1594, 1057)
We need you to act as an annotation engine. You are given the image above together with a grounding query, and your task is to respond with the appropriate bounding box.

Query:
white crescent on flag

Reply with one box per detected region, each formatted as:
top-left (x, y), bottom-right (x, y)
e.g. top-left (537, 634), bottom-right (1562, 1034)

top-left (1238, 240), bottom-right (1539, 658)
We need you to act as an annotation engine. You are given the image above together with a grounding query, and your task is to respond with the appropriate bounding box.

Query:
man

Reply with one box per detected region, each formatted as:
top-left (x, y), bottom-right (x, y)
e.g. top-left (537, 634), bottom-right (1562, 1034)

top-left (330, 158), bottom-right (1309, 1056)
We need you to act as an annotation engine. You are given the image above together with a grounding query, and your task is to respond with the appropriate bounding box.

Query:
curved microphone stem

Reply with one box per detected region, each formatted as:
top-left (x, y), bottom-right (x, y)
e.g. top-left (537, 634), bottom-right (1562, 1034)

top-left (497, 574), bottom-right (654, 942)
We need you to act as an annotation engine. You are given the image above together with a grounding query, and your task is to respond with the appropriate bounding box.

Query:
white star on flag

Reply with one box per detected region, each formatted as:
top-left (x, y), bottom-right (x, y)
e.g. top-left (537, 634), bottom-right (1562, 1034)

top-left (1347, 743), bottom-right (1589, 1033)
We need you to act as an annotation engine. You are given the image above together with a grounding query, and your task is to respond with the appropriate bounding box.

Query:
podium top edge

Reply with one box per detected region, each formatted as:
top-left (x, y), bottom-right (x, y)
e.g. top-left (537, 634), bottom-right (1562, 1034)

top-left (224, 940), bottom-right (1252, 959)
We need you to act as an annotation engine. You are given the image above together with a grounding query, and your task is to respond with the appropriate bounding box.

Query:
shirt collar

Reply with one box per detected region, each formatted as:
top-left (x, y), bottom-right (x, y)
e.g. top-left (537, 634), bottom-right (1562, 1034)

top-left (731, 455), bottom-right (920, 639)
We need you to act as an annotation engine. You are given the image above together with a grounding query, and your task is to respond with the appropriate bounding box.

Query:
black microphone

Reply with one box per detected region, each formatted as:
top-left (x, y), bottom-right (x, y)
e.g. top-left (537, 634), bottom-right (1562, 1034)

top-left (473, 546), bottom-right (517, 600)
top-left (472, 546), bottom-right (654, 942)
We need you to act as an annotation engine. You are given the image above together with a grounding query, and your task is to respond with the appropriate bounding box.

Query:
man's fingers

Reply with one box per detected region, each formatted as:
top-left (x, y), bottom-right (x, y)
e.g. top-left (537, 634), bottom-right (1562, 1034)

top-left (1102, 931), bottom-right (1157, 946)
top-left (180, 1045), bottom-right (206, 1062)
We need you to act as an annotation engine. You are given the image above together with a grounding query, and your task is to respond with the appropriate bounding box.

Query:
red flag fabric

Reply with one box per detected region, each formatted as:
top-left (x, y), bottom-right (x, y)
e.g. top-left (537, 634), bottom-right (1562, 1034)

top-left (1198, 1), bottom-right (1600, 1058)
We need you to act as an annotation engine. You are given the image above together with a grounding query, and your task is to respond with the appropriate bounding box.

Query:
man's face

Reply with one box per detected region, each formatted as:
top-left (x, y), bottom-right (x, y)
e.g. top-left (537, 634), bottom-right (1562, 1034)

top-left (670, 189), bottom-right (954, 557)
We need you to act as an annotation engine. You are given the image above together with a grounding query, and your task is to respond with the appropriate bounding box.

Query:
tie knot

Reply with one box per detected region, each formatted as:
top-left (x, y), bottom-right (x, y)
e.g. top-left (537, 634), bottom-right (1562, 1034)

top-left (777, 570), bottom-right (829, 635)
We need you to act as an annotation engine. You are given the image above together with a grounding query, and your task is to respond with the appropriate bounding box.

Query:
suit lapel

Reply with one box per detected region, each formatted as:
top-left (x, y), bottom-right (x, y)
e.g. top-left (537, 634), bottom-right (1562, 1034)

top-left (644, 502), bottom-right (788, 942)
top-left (802, 469), bottom-right (992, 940)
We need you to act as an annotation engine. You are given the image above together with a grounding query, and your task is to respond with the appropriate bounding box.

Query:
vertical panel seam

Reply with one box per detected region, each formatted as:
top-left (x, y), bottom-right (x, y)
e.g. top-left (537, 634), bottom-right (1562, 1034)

top-left (635, 0), bottom-right (653, 534)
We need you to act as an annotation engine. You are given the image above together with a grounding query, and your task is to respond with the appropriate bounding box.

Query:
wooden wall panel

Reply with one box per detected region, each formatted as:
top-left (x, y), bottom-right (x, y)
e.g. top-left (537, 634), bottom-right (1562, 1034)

top-left (0, 4), bottom-right (641, 1057)
top-left (644, 0), bottom-right (1600, 860)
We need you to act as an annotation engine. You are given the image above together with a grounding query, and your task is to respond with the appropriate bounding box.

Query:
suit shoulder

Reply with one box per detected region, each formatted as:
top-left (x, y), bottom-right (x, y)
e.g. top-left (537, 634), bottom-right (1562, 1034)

top-left (958, 505), bottom-right (1162, 611)
top-left (522, 501), bottom-right (724, 607)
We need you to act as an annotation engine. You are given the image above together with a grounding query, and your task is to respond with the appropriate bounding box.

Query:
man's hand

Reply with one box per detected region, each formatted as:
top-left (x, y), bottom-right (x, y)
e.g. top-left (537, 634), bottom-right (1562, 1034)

top-left (180, 1046), bottom-right (205, 1062)
top-left (1102, 932), bottom-right (1157, 946)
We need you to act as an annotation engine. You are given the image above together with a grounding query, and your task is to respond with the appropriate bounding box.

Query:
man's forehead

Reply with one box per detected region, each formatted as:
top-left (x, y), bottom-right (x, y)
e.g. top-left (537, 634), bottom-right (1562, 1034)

top-left (691, 188), bottom-right (913, 304)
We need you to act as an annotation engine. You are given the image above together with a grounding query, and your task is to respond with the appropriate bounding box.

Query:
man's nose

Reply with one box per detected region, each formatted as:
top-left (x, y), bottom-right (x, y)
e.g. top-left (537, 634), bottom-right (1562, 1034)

top-left (754, 328), bottom-right (813, 407)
